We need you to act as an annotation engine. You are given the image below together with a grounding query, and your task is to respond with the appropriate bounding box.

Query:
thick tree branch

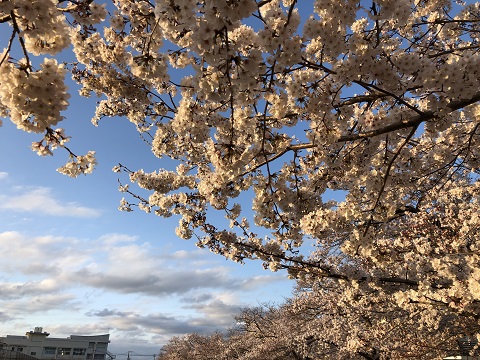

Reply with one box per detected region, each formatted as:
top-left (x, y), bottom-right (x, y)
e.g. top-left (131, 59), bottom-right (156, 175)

top-left (239, 92), bottom-right (480, 178)
top-left (338, 91), bottom-right (480, 142)
top-left (0, 14), bottom-right (11, 23)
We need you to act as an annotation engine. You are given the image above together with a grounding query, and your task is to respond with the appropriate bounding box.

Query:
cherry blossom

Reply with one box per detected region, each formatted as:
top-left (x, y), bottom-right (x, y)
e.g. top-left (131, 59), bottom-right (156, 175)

top-left (1, 0), bottom-right (480, 353)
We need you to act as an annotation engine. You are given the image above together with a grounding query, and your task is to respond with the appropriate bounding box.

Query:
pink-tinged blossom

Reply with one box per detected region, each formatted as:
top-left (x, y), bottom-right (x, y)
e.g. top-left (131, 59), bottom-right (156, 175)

top-left (2, 0), bottom-right (480, 354)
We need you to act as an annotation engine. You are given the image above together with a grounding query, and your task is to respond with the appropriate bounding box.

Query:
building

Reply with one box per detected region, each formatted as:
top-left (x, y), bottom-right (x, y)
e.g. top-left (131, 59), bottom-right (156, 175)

top-left (0, 328), bottom-right (114, 360)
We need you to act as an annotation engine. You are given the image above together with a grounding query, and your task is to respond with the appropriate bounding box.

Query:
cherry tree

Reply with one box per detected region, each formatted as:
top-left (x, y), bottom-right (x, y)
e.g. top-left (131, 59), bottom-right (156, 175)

top-left (158, 277), bottom-right (480, 359)
top-left (1, 0), bottom-right (480, 351)
top-left (157, 332), bottom-right (228, 360)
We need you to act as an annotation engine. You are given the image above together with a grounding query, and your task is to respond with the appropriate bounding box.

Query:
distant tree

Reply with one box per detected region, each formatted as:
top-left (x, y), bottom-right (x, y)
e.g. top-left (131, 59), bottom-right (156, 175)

top-left (158, 275), bottom-right (480, 359)
top-left (2, 0), bottom-right (480, 353)
top-left (157, 332), bottom-right (228, 360)
top-left (226, 304), bottom-right (307, 360)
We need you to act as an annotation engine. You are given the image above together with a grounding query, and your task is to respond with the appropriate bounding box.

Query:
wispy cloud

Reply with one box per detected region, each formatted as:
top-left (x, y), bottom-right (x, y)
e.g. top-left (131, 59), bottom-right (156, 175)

top-left (85, 297), bottom-right (240, 337)
top-left (0, 311), bottom-right (14, 322)
top-left (0, 279), bottom-right (62, 300)
top-left (100, 233), bottom-right (139, 245)
top-left (86, 309), bottom-right (131, 317)
top-left (0, 186), bottom-right (101, 217)
top-left (0, 231), bottom-right (87, 274)
top-left (69, 267), bottom-right (238, 296)
top-left (187, 299), bottom-right (243, 328)
top-left (0, 231), bottom-right (250, 297)
top-left (0, 172), bottom-right (8, 180)
top-left (0, 229), bottom-right (291, 352)
top-left (1, 293), bottom-right (78, 313)
top-left (240, 274), bottom-right (289, 290)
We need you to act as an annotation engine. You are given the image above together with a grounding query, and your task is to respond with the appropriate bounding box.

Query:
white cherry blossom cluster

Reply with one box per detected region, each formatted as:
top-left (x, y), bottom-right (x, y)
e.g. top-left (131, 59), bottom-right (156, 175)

top-left (57, 151), bottom-right (97, 177)
top-left (0, 0), bottom-right (103, 175)
top-left (11, 0), bottom-right (70, 56)
top-left (68, 2), bottom-right (107, 26)
top-left (0, 58), bottom-right (69, 133)
top-left (2, 0), bottom-right (480, 343)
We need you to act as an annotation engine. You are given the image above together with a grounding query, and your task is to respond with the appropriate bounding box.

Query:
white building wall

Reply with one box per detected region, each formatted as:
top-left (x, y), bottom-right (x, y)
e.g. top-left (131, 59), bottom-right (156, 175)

top-left (0, 328), bottom-right (111, 360)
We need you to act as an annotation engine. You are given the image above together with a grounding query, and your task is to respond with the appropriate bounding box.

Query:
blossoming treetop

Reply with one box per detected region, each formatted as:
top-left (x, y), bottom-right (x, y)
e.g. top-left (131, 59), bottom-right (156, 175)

top-left (1, 0), bottom-right (480, 328)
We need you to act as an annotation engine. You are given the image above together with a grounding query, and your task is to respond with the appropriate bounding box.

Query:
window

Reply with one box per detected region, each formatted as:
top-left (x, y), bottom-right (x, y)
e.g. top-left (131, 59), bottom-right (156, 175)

top-left (31, 352), bottom-right (37, 356)
top-left (58, 348), bottom-right (71, 356)
top-left (88, 343), bottom-right (96, 350)
top-left (95, 343), bottom-right (107, 351)
top-left (94, 354), bottom-right (105, 360)
top-left (73, 348), bottom-right (86, 356)
top-left (43, 347), bottom-right (57, 355)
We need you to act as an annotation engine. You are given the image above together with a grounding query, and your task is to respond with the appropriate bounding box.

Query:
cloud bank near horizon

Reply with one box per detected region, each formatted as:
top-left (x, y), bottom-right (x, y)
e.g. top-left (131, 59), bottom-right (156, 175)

top-left (0, 228), bottom-right (289, 351)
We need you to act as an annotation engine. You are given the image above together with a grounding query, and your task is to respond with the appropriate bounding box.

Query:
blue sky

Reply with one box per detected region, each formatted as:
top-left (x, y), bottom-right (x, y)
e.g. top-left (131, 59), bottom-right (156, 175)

top-left (0, 1), bottom-right (308, 354)
top-left (0, 67), bottom-right (294, 356)
top-left (3, 0), bottom-right (475, 356)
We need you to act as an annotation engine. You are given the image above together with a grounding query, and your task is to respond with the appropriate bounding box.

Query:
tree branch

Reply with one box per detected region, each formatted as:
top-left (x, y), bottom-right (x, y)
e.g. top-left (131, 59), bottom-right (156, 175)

top-left (0, 14), bottom-right (12, 23)
top-left (339, 91), bottom-right (480, 142)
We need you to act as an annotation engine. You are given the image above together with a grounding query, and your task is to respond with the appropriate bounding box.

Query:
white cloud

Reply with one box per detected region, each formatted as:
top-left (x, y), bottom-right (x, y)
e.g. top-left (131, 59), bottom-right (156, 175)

top-left (240, 274), bottom-right (289, 290)
top-left (99, 233), bottom-right (138, 245)
top-left (0, 229), bottom-right (292, 353)
top-left (0, 231), bottom-right (244, 297)
top-left (0, 231), bottom-right (289, 300)
top-left (69, 267), bottom-right (238, 296)
top-left (0, 186), bottom-right (101, 217)
top-left (86, 296), bottom-right (241, 338)
top-left (0, 172), bottom-right (8, 180)
top-left (1, 293), bottom-right (78, 313)
top-left (0, 231), bottom-right (88, 275)
top-left (188, 299), bottom-right (242, 327)
top-left (0, 279), bottom-right (62, 300)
